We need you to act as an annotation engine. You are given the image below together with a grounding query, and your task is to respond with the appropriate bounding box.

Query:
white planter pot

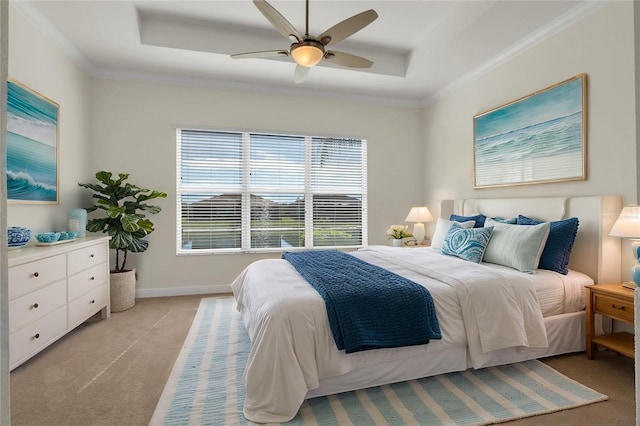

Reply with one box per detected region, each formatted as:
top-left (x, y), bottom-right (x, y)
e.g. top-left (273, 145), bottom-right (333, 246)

top-left (392, 239), bottom-right (403, 247)
top-left (110, 269), bottom-right (136, 312)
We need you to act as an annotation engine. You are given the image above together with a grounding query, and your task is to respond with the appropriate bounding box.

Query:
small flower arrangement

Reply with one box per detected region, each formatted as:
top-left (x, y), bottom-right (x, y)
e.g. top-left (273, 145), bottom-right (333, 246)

top-left (386, 224), bottom-right (413, 240)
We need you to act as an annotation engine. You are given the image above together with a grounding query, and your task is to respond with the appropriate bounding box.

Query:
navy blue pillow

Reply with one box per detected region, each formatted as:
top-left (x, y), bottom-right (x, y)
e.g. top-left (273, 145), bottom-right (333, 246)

top-left (449, 214), bottom-right (486, 228)
top-left (516, 215), bottom-right (579, 275)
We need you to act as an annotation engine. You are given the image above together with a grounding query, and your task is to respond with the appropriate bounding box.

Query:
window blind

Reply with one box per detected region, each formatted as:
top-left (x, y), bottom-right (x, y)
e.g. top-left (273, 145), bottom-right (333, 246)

top-left (177, 129), bottom-right (367, 253)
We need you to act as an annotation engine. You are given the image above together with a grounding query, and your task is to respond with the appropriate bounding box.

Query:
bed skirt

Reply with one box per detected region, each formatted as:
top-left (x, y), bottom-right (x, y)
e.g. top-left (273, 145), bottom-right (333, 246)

top-left (307, 310), bottom-right (585, 399)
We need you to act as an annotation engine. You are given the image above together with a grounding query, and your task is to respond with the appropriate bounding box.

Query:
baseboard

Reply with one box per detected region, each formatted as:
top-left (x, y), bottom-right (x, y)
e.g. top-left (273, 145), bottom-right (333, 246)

top-left (135, 284), bottom-right (232, 298)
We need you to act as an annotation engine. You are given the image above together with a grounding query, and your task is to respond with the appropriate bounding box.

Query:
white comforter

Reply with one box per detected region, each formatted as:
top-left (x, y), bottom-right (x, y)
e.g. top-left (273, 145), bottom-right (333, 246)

top-left (231, 247), bottom-right (548, 423)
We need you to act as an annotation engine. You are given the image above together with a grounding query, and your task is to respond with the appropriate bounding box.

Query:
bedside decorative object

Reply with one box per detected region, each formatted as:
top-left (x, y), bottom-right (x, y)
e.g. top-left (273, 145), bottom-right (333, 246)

top-left (386, 224), bottom-right (412, 247)
top-left (7, 227), bottom-right (31, 249)
top-left (609, 205), bottom-right (640, 287)
top-left (404, 206), bottom-right (434, 245)
top-left (69, 208), bottom-right (88, 237)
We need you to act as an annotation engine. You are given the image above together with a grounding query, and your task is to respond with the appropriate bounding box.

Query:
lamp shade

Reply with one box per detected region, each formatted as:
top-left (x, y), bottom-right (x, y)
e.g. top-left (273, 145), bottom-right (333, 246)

top-left (405, 206), bottom-right (434, 223)
top-left (291, 40), bottom-right (325, 67)
top-left (609, 206), bottom-right (640, 238)
top-left (404, 206), bottom-right (433, 245)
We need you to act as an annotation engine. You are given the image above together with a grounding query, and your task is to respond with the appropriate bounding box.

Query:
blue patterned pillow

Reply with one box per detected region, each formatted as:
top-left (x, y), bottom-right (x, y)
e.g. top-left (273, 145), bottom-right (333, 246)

top-left (517, 215), bottom-right (579, 275)
top-left (441, 223), bottom-right (494, 263)
top-left (450, 213), bottom-right (486, 228)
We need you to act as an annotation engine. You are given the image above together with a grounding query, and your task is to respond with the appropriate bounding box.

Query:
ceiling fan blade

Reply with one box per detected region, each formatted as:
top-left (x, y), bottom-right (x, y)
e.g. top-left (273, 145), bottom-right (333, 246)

top-left (231, 50), bottom-right (289, 59)
top-left (318, 9), bottom-right (378, 47)
top-left (294, 65), bottom-right (310, 84)
top-left (324, 51), bottom-right (373, 68)
top-left (253, 0), bottom-right (301, 43)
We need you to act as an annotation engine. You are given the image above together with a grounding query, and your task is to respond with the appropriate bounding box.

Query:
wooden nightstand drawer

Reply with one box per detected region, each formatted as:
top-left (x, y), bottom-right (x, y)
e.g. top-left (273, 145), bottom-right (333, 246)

top-left (586, 283), bottom-right (635, 360)
top-left (594, 294), bottom-right (634, 323)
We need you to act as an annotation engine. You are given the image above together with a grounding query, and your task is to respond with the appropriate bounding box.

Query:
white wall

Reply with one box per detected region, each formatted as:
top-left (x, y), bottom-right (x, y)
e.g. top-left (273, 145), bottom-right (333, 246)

top-left (88, 79), bottom-right (424, 293)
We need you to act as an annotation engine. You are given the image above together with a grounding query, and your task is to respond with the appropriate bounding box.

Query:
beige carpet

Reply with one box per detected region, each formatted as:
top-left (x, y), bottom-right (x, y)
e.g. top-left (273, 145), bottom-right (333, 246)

top-left (10, 295), bottom-right (636, 425)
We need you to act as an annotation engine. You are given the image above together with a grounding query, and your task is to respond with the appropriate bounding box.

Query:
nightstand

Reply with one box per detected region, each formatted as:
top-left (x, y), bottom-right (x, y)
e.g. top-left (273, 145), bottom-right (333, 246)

top-left (585, 283), bottom-right (634, 360)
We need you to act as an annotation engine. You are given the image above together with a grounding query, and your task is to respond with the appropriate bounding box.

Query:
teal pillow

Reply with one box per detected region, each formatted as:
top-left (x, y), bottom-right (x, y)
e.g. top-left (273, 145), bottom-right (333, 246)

top-left (441, 223), bottom-right (494, 263)
top-left (483, 219), bottom-right (550, 273)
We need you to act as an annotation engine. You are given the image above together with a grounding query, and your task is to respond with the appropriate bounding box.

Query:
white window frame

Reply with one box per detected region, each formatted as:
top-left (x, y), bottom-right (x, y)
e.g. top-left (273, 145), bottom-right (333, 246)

top-left (176, 128), bottom-right (368, 254)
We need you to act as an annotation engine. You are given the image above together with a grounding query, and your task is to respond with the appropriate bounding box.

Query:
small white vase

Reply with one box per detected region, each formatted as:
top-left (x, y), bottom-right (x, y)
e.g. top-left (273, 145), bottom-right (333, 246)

top-left (392, 239), bottom-right (403, 247)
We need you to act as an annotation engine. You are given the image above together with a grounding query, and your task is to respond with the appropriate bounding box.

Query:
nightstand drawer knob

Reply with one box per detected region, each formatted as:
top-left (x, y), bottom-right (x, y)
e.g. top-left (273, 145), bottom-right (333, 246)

top-left (612, 304), bottom-right (626, 311)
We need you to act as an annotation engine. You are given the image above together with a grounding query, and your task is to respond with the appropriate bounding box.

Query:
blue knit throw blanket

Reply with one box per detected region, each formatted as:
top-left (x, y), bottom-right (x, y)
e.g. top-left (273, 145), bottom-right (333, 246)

top-left (282, 250), bottom-right (441, 353)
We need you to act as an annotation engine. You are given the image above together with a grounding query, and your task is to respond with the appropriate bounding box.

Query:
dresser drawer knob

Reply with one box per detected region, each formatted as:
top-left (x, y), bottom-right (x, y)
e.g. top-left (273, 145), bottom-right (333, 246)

top-left (33, 272), bottom-right (39, 278)
top-left (34, 333), bottom-right (40, 339)
top-left (612, 304), bottom-right (626, 311)
top-left (90, 299), bottom-right (95, 304)
top-left (90, 276), bottom-right (95, 281)
top-left (32, 303), bottom-right (38, 309)
top-left (90, 254), bottom-right (94, 258)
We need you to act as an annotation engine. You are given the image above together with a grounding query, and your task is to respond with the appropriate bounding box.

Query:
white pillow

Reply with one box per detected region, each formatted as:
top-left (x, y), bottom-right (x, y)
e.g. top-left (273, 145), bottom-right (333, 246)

top-left (482, 219), bottom-right (550, 273)
top-left (431, 218), bottom-right (475, 250)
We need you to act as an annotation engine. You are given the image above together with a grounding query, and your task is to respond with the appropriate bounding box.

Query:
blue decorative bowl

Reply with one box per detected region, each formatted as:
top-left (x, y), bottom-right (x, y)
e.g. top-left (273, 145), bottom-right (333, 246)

top-left (59, 231), bottom-right (77, 240)
top-left (35, 232), bottom-right (61, 243)
top-left (8, 227), bottom-right (31, 248)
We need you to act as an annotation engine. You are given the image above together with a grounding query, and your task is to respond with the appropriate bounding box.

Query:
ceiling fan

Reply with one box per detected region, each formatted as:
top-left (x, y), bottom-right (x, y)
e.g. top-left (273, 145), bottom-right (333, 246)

top-left (231, 0), bottom-right (378, 83)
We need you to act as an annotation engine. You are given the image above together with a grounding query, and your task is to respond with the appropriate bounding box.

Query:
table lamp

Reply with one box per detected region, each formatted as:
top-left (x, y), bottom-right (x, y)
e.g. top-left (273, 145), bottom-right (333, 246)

top-left (405, 206), bottom-right (434, 245)
top-left (609, 205), bottom-right (640, 288)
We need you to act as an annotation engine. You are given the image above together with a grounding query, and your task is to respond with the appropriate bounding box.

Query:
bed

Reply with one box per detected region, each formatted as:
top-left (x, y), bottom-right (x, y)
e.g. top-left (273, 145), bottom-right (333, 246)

top-left (231, 195), bottom-right (622, 423)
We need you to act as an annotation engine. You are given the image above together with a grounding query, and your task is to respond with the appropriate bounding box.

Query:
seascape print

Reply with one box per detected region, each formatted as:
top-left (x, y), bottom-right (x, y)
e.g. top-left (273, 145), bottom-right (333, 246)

top-left (474, 74), bottom-right (586, 188)
top-left (7, 80), bottom-right (59, 203)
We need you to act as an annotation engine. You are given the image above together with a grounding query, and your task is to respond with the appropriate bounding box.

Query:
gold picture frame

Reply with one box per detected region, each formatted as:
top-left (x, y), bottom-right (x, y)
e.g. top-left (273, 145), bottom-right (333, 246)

top-left (6, 79), bottom-right (60, 204)
top-left (473, 74), bottom-right (587, 188)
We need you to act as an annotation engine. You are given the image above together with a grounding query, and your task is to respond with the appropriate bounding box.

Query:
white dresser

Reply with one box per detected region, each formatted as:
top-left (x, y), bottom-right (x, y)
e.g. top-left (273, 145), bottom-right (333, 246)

top-left (8, 236), bottom-right (110, 370)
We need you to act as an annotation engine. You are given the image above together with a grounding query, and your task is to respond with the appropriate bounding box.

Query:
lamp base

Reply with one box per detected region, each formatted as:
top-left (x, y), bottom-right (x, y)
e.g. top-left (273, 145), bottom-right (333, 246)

top-left (632, 262), bottom-right (640, 287)
top-left (412, 223), bottom-right (425, 245)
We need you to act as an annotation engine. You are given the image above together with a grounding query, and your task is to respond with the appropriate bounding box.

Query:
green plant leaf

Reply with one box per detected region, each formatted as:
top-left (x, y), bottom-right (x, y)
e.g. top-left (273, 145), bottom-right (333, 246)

top-left (79, 170), bottom-right (164, 266)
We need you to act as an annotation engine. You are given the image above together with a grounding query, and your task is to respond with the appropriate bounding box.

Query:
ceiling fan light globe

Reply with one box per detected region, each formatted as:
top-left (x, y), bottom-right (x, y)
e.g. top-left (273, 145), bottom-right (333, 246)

top-left (291, 40), bottom-right (324, 67)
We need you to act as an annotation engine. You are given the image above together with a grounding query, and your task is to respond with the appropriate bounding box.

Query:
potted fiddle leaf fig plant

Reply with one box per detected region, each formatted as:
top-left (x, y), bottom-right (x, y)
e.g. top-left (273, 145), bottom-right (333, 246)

top-left (78, 171), bottom-right (167, 312)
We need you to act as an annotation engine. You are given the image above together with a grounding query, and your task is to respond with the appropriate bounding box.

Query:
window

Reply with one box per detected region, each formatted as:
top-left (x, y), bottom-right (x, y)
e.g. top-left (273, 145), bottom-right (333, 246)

top-left (177, 129), bottom-right (367, 253)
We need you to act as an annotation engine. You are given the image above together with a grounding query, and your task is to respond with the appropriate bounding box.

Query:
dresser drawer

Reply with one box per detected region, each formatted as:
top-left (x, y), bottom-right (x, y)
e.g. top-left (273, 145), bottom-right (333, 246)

top-left (69, 285), bottom-right (107, 328)
top-left (8, 254), bottom-right (66, 299)
top-left (68, 244), bottom-right (107, 275)
top-left (9, 280), bottom-right (66, 333)
top-left (10, 306), bottom-right (67, 368)
top-left (68, 263), bottom-right (107, 301)
top-left (594, 293), bottom-right (634, 323)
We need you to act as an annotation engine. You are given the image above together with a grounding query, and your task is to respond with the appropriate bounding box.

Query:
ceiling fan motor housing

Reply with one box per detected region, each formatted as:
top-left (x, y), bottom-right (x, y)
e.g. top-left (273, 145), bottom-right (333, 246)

top-left (291, 39), bottom-right (325, 67)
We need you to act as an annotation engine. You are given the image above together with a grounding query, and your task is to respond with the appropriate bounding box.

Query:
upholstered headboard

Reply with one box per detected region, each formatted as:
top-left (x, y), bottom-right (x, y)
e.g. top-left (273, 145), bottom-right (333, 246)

top-left (440, 196), bottom-right (622, 283)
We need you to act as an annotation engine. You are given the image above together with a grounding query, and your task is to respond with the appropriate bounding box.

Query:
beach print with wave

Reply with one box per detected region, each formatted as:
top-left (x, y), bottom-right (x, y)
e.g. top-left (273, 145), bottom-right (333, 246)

top-left (7, 81), bottom-right (58, 202)
top-left (474, 76), bottom-right (585, 187)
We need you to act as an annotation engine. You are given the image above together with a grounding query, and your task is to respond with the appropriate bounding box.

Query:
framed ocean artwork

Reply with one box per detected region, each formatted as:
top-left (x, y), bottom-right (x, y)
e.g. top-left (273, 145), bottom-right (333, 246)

top-left (473, 74), bottom-right (587, 188)
top-left (6, 79), bottom-right (59, 203)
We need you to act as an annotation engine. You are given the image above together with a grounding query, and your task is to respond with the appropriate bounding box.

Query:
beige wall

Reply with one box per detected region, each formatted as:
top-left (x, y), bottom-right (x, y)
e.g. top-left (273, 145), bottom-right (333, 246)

top-left (7, 7), bottom-right (93, 234)
top-left (7, 1), bottom-right (639, 293)
top-left (423, 1), bottom-right (637, 279)
top-left (423, 1), bottom-right (636, 213)
top-left (88, 80), bottom-right (424, 293)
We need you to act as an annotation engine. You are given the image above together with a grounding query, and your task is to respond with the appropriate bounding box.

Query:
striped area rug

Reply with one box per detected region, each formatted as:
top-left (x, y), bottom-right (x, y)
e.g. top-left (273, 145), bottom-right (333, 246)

top-left (151, 297), bottom-right (608, 425)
